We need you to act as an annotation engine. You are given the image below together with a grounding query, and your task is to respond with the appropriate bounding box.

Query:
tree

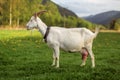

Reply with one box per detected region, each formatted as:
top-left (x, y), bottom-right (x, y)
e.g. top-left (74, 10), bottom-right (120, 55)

top-left (0, 0), bottom-right (96, 29)
top-left (109, 20), bottom-right (116, 29)
top-left (114, 19), bottom-right (120, 30)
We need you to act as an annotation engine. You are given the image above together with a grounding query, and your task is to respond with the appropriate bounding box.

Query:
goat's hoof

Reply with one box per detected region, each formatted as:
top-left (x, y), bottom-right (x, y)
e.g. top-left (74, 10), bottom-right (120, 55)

top-left (55, 66), bottom-right (59, 68)
top-left (92, 66), bottom-right (95, 68)
top-left (51, 64), bottom-right (55, 67)
top-left (80, 63), bottom-right (85, 67)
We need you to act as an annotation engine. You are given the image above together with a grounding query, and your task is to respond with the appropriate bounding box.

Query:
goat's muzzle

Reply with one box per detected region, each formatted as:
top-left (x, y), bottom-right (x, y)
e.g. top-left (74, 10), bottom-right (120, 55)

top-left (26, 26), bottom-right (30, 30)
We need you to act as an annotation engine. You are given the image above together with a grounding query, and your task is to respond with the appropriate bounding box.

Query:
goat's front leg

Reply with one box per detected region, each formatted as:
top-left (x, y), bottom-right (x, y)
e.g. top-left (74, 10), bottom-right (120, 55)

top-left (52, 46), bottom-right (60, 68)
top-left (51, 52), bottom-right (56, 66)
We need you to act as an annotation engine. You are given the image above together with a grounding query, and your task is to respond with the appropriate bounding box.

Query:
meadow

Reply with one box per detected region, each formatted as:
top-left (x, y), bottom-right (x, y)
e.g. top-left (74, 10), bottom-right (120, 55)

top-left (0, 30), bottom-right (120, 80)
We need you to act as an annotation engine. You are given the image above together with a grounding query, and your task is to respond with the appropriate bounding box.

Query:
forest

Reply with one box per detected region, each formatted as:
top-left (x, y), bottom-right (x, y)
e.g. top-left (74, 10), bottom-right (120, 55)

top-left (0, 0), bottom-right (96, 29)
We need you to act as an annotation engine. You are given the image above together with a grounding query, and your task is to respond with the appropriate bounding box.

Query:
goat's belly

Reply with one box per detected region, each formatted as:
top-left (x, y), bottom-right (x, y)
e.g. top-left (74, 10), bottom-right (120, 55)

top-left (60, 42), bottom-right (83, 52)
top-left (61, 46), bottom-right (82, 52)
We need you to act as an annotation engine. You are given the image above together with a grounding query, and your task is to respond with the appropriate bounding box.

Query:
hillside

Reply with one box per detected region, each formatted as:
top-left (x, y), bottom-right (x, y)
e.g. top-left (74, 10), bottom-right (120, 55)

top-left (84, 10), bottom-right (120, 25)
top-left (41, 0), bottom-right (95, 29)
top-left (42, 0), bottom-right (77, 17)
top-left (0, 0), bottom-right (95, 29)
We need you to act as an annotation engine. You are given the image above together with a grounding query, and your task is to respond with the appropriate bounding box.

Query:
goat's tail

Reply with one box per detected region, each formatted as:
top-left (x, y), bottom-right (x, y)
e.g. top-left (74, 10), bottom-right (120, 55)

top-left (94, 27), bottom-right (100, 38)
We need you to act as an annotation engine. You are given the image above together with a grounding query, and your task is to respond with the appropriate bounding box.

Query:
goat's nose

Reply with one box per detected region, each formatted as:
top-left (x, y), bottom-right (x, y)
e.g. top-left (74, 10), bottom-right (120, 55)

top-left (26, 26), bottom-right (29, 30)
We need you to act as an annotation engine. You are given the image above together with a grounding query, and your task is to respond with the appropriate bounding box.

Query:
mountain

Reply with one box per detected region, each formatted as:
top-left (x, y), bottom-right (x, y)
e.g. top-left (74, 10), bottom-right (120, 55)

top-left (42, 0), bottom-right (78, 17)
top-left (40, 0), bottom-right (95, 29)
top-left (84, 11), bottom-right (120, 25)
top-left (56, 6), bottom-right (77, 17)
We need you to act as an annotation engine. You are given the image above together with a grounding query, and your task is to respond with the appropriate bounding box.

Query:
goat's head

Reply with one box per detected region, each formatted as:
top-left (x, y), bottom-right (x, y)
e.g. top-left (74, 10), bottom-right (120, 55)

top-left (26, 10), bottom-right (47, 30)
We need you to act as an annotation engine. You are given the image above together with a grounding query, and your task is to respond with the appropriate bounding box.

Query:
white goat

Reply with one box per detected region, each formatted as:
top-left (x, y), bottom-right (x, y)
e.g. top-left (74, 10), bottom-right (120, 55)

top-left (26, 11), bottom-right (99, 68)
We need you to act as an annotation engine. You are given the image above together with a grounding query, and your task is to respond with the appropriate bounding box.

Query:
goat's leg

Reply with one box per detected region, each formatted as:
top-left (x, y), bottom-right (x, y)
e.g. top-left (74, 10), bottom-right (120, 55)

top-left (87, 48), bottom-right (95, 68)
top-left (51, 52), bottom-right (56, 66)
top-left (56, 49), bottom-right (60, 68)
top-left (80, 48), bottom-right (88, 67)
top-left (53, 46), bottom-right (60, 68)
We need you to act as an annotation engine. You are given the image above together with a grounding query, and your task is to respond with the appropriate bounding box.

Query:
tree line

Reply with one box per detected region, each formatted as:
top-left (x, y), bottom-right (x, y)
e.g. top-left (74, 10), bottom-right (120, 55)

top-left (0, 0), bottom-right (96, 29)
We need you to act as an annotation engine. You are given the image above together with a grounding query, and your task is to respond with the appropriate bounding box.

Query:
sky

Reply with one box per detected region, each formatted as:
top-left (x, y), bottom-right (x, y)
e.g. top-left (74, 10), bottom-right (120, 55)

top-left (51, 0), bottom-right (120, 17)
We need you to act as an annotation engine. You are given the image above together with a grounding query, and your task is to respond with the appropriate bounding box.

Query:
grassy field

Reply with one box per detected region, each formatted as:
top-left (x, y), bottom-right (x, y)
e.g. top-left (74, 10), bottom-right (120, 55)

top-left (0, 30), bottom-right (120, 80)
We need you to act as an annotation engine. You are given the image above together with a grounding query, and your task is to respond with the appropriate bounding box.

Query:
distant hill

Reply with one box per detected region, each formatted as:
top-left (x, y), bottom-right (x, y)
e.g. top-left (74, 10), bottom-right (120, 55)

top-left (57, 6), bottom-right (77, 17)
top-left (84, 11), bottom-right (120, 25)
top-left (40, 0), bottom-right (95, 29)
top-left (42, 0), bottom-right (78, 17)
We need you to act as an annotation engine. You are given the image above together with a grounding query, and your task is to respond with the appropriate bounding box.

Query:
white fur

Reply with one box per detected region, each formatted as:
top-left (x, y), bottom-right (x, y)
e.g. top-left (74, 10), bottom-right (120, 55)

top-left (26, 16), bottom-right (99, 68)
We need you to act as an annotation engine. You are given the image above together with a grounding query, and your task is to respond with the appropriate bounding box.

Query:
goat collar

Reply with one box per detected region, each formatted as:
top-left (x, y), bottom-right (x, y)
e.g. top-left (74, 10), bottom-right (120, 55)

top-left (43, 27), bottom-right (50, 43)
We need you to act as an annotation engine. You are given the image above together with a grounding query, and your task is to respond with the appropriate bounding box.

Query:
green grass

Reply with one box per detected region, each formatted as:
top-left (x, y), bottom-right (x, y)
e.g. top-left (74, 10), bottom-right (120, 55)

top-left (0, 30), bottom-right (120, 80)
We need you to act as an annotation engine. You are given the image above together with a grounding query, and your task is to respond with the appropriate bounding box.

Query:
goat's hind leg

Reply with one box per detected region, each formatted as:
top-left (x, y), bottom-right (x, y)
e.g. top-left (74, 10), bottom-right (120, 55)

top-left (86, 47), bottom-right (95, 68)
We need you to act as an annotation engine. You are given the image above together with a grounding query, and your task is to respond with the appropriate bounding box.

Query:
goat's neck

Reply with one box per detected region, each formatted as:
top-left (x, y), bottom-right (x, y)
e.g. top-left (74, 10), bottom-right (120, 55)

top-left (37, 19), bottom-right (47, 36)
